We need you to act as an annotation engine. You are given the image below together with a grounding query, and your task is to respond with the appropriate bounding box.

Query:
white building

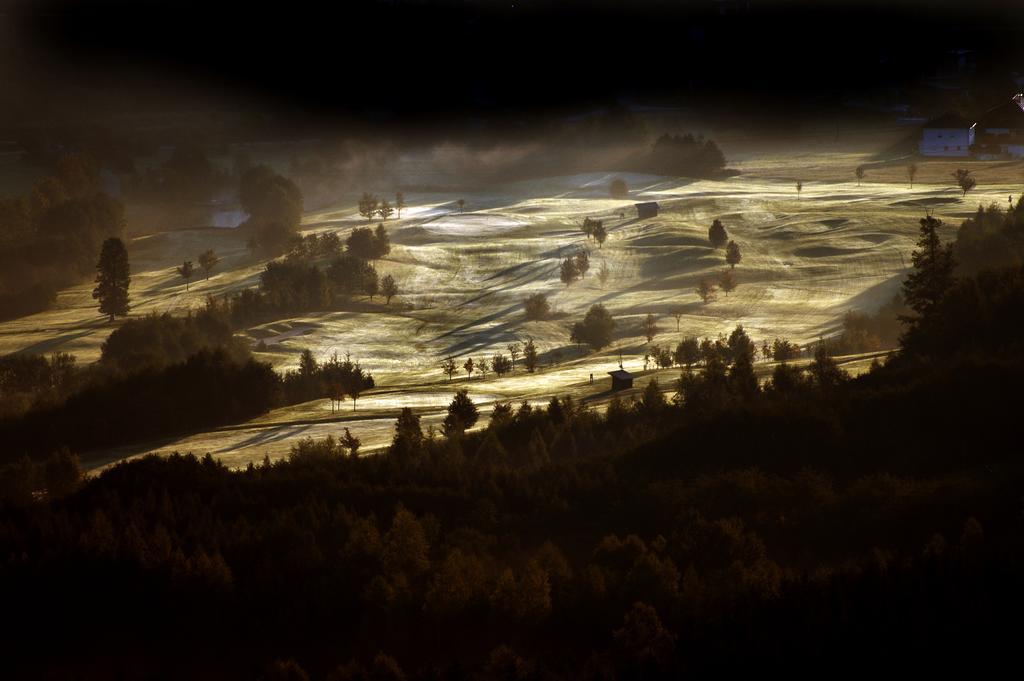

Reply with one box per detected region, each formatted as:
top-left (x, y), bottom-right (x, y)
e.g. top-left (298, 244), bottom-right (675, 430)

top-left (919, 113), bottom-right (975, 157)
top-left (976, 94), bottom-right (1024, 158)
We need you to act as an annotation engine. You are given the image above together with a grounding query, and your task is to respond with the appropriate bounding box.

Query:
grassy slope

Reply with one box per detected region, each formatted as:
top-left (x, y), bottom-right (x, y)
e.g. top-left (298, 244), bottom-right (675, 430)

top-left (2, 130), bottom-right (1021, 472)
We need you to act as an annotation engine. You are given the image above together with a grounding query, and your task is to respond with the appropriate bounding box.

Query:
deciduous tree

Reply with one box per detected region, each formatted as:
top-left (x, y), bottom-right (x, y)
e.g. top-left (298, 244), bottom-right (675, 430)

top-left (198, 249), bottom-right (220, 280)
top-left (176, 260), bottom-right (194, 291)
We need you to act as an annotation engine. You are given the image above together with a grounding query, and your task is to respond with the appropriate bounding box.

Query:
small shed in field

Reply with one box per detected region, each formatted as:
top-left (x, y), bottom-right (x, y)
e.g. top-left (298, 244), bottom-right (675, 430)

top-left (635, 202), bottom-right (659, 219)
top-left (608, 369), bottom-right (634, 392)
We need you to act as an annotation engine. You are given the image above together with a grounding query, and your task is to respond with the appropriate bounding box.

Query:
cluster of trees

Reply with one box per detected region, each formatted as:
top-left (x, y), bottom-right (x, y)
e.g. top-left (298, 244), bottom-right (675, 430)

top-left (954, 198), bottom-right (1024, 275)
top-left (285, 232), bottom-right (342, 260)
top-left (240, 165), bottom-right (304, 256)
top-left (345, 224), bottom-right (391, 260)
top-left (523, 292), bottom-right (551, 320)
top-left (0, 153), bottom-right (126, 319)
top-left (645, 133), bottom-right (727, 177)
top-left (215, 243), bottom-right (401, 326)
top-left (175, 249), bottom-right (220, 291)
top-left (358, 192), bottom-right (407, 222)
top-left (570, 304), bottom-right (615, 350)
top-left (0, 349), bottom-right (280, 461)
top-left (0, 352), bottom-right (80, 420)
top-left (559, 249), bottom-right (590, 286)
top-left (126, 143), bottom-right (230, 206)
top-left (441, 339), bottom-right (541, 383)
top-left (4, 244), bottom-right (1024, 676)
top-left (581, 217), bottom-right (608, 246)
top-left (0, 308), bottom-right (378, 462)
top-left (282, 350), bottom-right (375, 411)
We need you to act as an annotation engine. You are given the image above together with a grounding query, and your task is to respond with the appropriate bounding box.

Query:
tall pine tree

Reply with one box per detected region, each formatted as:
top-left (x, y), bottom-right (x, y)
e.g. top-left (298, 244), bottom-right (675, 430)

top-left (902, 215), bottom-right (955, 324)
top-left (92, 237), bottom-right (130, 322)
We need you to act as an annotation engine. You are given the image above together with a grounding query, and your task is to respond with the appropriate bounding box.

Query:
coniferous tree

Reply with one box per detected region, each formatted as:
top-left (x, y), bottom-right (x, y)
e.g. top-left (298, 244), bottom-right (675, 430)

top-left (726, 240), bottom-right (742, 269)
top-left (443, 388), bottom-right (478, 435)
top-left (708, 219), bottom-right (728, 248)
top-left (93, 237), bottom-right (131, 322)
top-left (902, 215), bottom-right (956, 323)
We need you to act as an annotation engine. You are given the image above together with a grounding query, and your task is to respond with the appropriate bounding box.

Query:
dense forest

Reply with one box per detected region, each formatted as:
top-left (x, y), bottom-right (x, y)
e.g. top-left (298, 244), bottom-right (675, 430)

top-left (2, 215), bottom-right (1024, 679)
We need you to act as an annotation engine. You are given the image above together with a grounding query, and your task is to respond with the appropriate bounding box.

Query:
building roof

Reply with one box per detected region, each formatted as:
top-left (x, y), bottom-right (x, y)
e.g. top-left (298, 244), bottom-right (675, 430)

top-left (979, 97), bottom-right (1024, 130)
top-left (608, 369), bottom-right (634, 379)
top-left (634, 202), bottom-right (659, 209)
top-left (924, 113), bottom-right (974, 129)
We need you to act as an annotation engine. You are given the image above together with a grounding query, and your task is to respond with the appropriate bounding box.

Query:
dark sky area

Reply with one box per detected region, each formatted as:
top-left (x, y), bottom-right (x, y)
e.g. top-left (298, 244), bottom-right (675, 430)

top-left (3, 0), bottom-right (1024, 129)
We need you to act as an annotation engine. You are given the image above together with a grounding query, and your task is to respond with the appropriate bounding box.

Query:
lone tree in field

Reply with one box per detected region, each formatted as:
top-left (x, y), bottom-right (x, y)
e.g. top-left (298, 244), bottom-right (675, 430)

top-left (198, 249), bottom-right (220, 280)
top-left (523, 337), bottom-right (539, 372)
top-left (594, 222), bottom-right (608, 247)
top-left (597, 261), bottom-right (610, 287)
top-left (507, 342), bottom-right (521, 371)
top-left (953, 168), bottom-right (976, 197)
top-left (725, 240), bottom-right (742, 269)
top-left (907, 163), bottom-right (918, 189)
top-left (708, 219), bottom-right (728, 248)
top-left (176, 260), bottom-right (195, 291)
top-left (442, 388), bottom-right (478, 436)
top-left (463, 357), bottom-right (475, 380)
top-left (358, 193), bottom-right (379, 222)
top-left (457, 198), bottom-right (465, 213)
top-left (441, 355), bottom-right (458, 382)
top-left (524, 292), bottom-right (550, 320)
top-left (476, 357), bottom-right (489, 379)
top-left (377, 199), bottom-right (394, 221)
top-left (855, 165), bottom-right (866, 186)
top-left (696, 278), bottom-right (717, 304)
top-left (570, 303), bottom-right (616, 350)
top-left (719, 269), bottom-right (737, 295)
top-left (796, 180), bottom-right (803, 199)
top-left (643, 313), bottom-right (658, 343)
top-left (93, 237), bottom-right (130, 322)
top-left (609, 178), bottom-right (628, 199)
top-left (380, 274), bottom-right (399, 304)
top-left (560, 257), bottom-right (579, 286)
top-left (671, 307), bottom-right (684, 331)
top-left (902, 214), bottom-right (956, 323)
top-left (395, 191), bottom-right (406, 219)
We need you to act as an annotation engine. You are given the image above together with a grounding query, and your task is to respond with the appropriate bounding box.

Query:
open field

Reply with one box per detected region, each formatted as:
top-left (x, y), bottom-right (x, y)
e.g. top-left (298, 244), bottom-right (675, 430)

top-left (4, 136), bottom-right (1022, 473)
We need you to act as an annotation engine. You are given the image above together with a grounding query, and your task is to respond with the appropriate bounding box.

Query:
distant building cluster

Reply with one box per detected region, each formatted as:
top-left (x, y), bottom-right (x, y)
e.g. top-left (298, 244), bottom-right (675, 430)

top-left (921, 94), bottom-right (1024, 158)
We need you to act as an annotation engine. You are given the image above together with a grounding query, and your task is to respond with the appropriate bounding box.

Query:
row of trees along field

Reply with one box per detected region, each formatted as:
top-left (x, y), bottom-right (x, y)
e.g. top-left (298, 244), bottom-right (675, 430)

top-left (3, 210), bottom-right (1024, 677)
top-left (94, 220), bottom-right (402, 327)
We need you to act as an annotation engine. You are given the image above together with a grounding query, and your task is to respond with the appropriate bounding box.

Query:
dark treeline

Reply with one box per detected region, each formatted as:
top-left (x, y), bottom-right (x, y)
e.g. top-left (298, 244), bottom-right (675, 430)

top-left (820, 198), bottom-right (1024, 355)
top-left (2, 222), bottom-right (1024, 678)
top-left (642, 133), bottom-right (727, 178)
top-left (0, 307), bottom-right (373, 461)
top-left (0, 154), bottom-right (125, 319)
